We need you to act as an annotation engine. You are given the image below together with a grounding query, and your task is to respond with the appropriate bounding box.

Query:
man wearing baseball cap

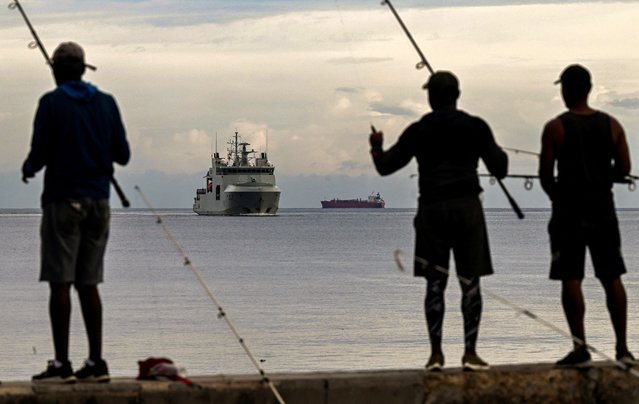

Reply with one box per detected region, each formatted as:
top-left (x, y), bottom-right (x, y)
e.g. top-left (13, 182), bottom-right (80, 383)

top-left (23, 42), bottom-right (130, 383)
top-left (369, 71), bottom-right (508, 371)
top-left (539, 64), bottom-right (635, 367)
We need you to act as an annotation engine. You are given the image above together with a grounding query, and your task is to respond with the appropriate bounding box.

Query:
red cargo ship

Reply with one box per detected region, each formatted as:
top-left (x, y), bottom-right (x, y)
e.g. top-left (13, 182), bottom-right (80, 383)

top-left (321, 192), bottom-right (385, 208)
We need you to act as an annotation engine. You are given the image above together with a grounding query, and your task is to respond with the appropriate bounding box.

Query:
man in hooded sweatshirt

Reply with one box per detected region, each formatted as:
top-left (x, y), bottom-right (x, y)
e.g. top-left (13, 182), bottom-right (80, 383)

top-left (22, 42), bottom-right (130, 383)
top-left (369, 71), bottom-right (508, 371)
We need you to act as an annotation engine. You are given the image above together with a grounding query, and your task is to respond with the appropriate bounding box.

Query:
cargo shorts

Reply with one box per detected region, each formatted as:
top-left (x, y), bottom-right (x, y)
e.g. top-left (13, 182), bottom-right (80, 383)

top-left (40, 198), bottom-right (110, 285)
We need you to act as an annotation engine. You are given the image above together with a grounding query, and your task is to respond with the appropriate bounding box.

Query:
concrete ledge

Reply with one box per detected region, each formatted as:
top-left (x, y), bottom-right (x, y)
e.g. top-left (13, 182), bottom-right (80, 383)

top-left (1, 361), bottom-right (639, 403)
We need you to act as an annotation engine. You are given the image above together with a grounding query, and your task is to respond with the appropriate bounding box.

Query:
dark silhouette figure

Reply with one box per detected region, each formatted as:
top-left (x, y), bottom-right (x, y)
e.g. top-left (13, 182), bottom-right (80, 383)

top-left (539, 64), bottom-right (635, 367)
top-left (369, 71), bottom-right (508, 371)
top-left (23, 42), bottom-right (130, 383)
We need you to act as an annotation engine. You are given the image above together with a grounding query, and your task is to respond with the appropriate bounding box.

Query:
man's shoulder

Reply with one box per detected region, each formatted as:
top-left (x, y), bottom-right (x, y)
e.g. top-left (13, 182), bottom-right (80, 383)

top-left (454, 110), bottom-right (493, 132)
top-left (418, 110), bottom-right (490, 131)
top-left (450, 109), bottom-right (488, 125)
top-left (542, 116), bottom-right (564, 141)
top-left (40, 87), bottom-right (62, 100)
top-left (420, 109), bottom-right (471, 121)
top-left (84, 87), bottom-right (119, 110)
top-left (90, 86), bottom-right (115, 100)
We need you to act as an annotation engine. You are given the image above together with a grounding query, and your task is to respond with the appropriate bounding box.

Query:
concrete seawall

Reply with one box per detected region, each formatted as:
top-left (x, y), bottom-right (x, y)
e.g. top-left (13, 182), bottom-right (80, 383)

top-left (1, 362), bottom-right (638, 403)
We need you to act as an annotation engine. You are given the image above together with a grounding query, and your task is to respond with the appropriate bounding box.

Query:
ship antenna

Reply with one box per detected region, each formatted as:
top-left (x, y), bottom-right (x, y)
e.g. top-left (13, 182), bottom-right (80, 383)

top-left (235, 131), bottom-right (240, 165)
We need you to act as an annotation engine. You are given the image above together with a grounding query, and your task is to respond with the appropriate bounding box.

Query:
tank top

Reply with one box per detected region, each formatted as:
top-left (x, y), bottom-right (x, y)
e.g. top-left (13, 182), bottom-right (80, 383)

top-left (557, 111), bottom-right (613, 201)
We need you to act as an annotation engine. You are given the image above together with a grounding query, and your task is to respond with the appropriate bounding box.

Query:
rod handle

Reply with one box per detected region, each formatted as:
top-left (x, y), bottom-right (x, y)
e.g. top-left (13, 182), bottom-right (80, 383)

top-left (111, 177), bottom-right (130, 208)
top-left (496, 178), bottom-right (524, 219)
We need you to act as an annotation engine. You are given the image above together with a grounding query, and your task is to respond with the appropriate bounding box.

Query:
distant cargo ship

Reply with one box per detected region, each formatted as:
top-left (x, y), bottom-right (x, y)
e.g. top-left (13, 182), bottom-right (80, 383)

top-left (321, 192), bottom-right (385, 209)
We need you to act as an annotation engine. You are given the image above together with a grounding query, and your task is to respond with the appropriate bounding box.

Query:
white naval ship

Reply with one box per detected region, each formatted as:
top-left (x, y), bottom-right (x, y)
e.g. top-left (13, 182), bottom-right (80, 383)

top-left (193, 132), bottom-right (280, 215)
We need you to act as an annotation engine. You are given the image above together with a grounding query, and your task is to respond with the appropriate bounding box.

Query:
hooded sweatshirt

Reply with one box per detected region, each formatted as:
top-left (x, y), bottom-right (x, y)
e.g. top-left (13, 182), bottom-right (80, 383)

top-left (23, 80), bottom-right (130, 206)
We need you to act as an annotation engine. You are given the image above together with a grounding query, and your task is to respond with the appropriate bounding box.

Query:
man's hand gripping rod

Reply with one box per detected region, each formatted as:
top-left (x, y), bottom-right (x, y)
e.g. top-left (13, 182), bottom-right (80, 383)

top-left (9, 0), bottom-right (128, 207)
top-left (380, 0), bottom-right (524, 219)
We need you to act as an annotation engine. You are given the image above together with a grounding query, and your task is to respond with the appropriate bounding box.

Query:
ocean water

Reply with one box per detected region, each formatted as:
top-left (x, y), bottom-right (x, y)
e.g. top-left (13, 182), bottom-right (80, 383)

top-left (1, 207), bottom-right (638, 381)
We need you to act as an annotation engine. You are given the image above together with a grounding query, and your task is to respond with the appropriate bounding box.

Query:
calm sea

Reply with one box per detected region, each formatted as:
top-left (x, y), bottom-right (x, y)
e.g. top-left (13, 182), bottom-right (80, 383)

top-left (1, 208), bottom-right (638, 381)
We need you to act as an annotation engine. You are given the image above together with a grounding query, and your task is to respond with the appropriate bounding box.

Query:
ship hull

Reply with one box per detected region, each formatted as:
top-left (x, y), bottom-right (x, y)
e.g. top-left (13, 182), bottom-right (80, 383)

top-left (194, 183), bottom-right (280, 216)
top-left (320, 200), bottom-right (385, 209)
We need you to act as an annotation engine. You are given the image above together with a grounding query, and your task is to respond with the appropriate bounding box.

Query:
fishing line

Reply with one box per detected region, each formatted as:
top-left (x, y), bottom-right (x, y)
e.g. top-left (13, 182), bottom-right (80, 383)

top-left (380, 0), bottom-right (524, 219)
top-left (9, 0), bottom-right (129, 208)
top-left (333, 0), bottom-right (378, 129)
top-left (134, 186), bottom-right (286, 404)
top-left (393, 248), bottom-right (639, 377)
top-left (503, 147), bottom-right (539, 157)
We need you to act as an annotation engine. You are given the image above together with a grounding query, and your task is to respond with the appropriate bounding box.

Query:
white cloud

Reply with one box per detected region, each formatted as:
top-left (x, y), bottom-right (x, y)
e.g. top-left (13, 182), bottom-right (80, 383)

top-left (2, 2), bottom-right (639, 207)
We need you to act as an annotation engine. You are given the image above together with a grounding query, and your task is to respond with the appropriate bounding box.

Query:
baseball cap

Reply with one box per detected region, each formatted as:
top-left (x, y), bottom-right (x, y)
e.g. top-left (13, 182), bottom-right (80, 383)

top-left (554, 64), bottom-right (590, 88)
top-left (422, 71), bottom-right (459, 91)
top-left (52, 42), bottom-right (97, 71)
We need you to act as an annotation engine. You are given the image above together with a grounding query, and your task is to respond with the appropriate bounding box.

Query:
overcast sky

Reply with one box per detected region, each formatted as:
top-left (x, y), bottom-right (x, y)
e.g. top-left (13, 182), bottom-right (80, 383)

top-left (1, 0), bottom-right (638, 209)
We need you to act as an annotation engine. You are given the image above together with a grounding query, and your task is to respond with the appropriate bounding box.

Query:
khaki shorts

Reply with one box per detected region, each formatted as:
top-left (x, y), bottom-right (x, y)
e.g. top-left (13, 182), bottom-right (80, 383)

top-left (40, 198), bottom-right (110, 285)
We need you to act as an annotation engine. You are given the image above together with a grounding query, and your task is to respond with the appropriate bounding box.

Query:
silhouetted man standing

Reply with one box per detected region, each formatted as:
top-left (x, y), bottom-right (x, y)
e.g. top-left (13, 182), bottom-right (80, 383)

top-left (539, 64), bottom-right (635, 367)
top-left (23, 42), bottom-right (130, 383)
top-left (370, 71), bottom-right (508, 371)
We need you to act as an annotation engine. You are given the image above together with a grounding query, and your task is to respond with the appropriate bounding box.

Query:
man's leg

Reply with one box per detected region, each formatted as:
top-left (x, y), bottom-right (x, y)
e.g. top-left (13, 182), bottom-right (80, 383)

top-left (460, 277), bottom-right (482, 354)
top-left (49, 282), bottom-right (73, 362)
top-left (32, 282), bottom-right (76, 382)
top-left (425, 277), bottom-right (447, 354)
top-left (458, 277), bottom-right (490, 370)
top-left (553, 278), bottom-right (593, 367)
top-left (561, 279), bottom-right (587, 349)
top-left (600, 277), bottom-right (628, 354)
top-left (76, 284), bottom-right (102, 361)
top-left (425, 277), bottom-right (447, 370)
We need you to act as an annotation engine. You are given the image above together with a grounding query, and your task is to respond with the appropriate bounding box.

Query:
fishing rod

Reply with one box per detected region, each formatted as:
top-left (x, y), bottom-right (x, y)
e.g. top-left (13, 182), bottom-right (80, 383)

top-left (393, 249), bottom-right (639, 377)
top-left (504, 147), bottom-right (539, 157)
top-left (487, 147), bottom-right (639, 191)
top-left (111, 176), bottom-right (130, 208)
top-left (380, 0), bottom-right (524, 219)
top-left (134, 186), bottom-right (286, 404)
top-left (9, 0), bottom-right (128, 208)
top-left (8, 0), bottom-right (50, 68)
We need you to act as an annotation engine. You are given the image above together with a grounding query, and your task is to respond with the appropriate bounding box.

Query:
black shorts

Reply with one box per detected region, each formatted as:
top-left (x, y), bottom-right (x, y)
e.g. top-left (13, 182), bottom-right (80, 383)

top-left (548, 199), bottom-right (626, 280)
top-left (40, 198), bottom-right (110, 285)
top-left (413, 195), bottom-right (493, 280)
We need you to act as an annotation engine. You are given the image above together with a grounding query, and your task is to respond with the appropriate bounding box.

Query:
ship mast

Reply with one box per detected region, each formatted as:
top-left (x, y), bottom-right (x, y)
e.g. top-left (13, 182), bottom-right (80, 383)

top-left (234, 131), bottom-right (240, 166)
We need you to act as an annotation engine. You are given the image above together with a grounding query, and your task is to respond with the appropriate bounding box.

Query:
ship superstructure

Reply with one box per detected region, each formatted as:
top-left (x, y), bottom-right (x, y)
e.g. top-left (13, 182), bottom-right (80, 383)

top-left (193, 132), bottom-right (280, 215)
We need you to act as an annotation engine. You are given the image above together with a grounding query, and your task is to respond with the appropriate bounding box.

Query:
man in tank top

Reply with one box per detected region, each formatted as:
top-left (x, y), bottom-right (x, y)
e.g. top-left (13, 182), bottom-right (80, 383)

top-left (369, 71), bottom-right (508, 371)
top-left (539, 64), bottom-right (635, 367)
